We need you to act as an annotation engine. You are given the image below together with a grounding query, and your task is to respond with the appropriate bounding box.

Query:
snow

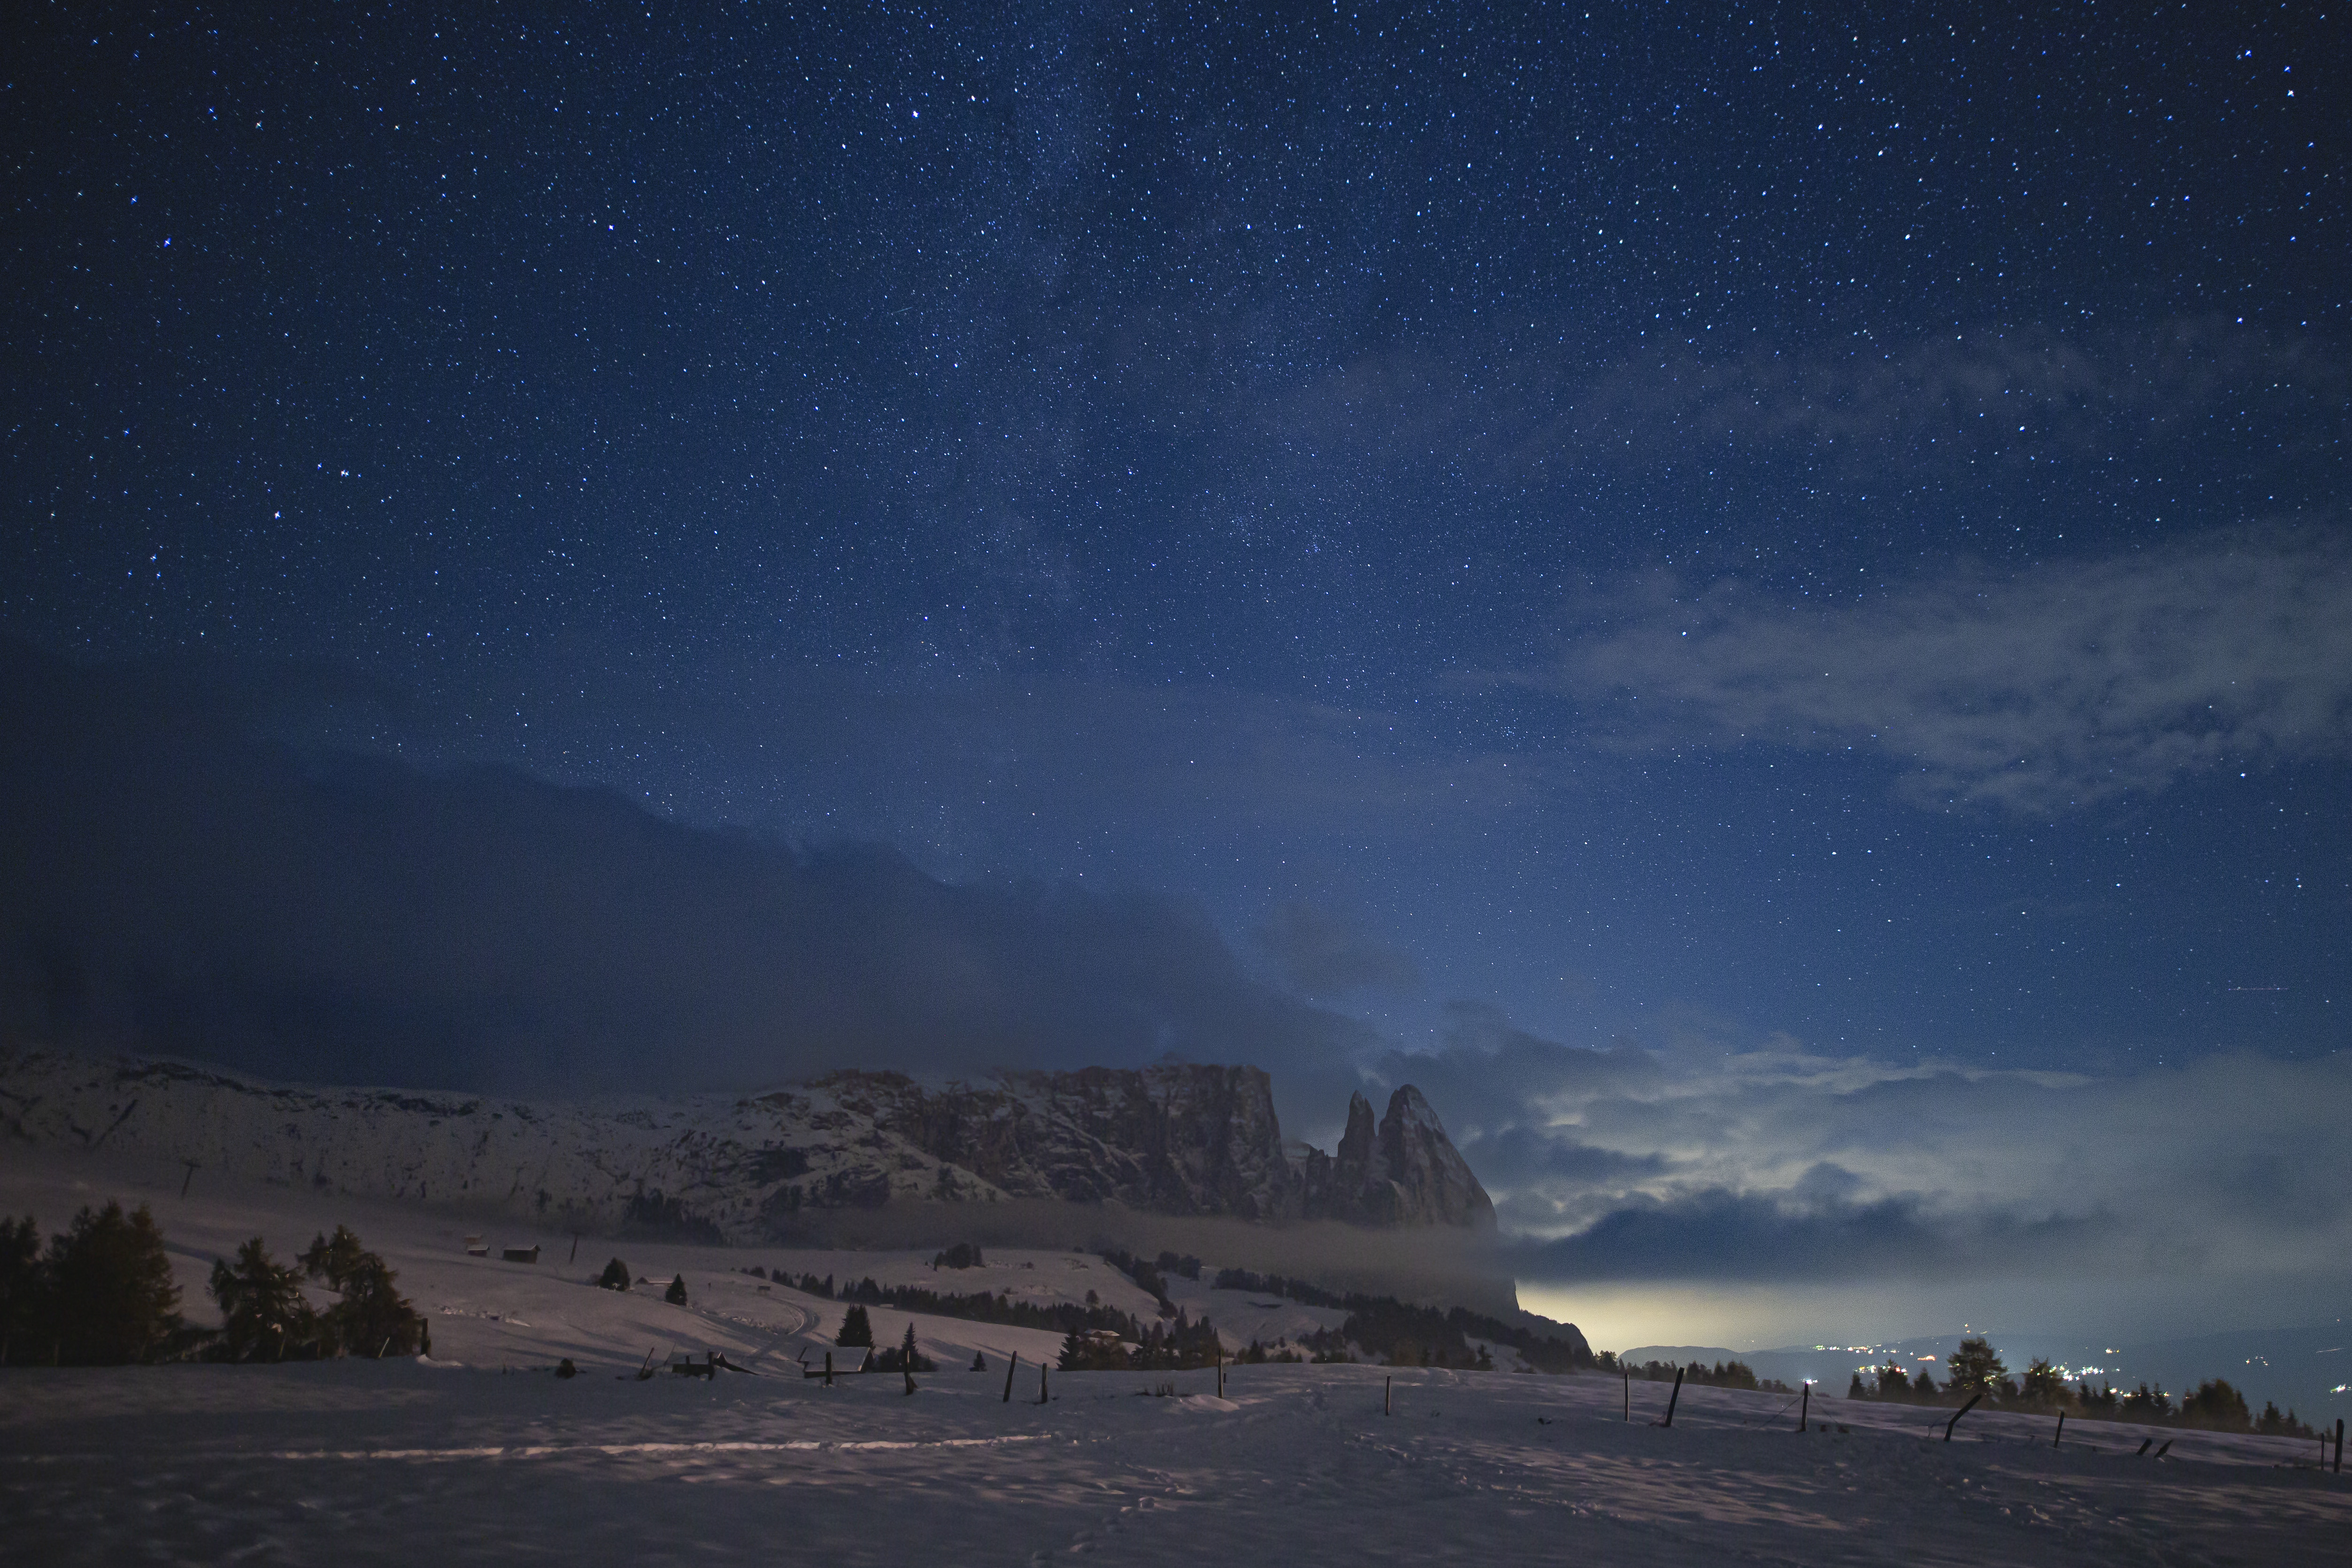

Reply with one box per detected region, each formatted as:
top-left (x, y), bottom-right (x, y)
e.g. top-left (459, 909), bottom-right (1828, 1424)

top-left (5, 1152), bottom-right (2349, 1563)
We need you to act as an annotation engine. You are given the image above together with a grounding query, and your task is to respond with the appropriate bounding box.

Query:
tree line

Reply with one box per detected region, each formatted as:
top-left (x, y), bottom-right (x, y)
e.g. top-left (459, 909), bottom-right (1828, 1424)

top-left (0, 1202), bottom-right (426, 1365)
top-left (1594, 1354), bottom-right (1791, 1394)
top-left (1209, 1265), bottom-right (1593, 1373)
top-left (1843, 1336), bottom-right (2323, 1436)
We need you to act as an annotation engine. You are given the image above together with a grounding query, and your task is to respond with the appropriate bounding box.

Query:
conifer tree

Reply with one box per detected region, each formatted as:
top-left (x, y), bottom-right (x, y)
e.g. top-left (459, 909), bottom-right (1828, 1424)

top-left (209, 1237), bottom-right (316, 1361)
top-left (2180, 1378), bottom-right (2251, 1430)
top-left (1941, 1337), bottom-right (2006, 1398)
top-left (47, 1201), bottom-right (184, 1364)
top-left (2019, 1358), bottom-right (2067, 1407)
top-left (598, 1258), bottom-right (632, 1290)
top-left (971, 1350), bottom-right (987, 1372)
top-left (299, 1225), bottom-right (370, 1291)
top-left (664, 1274), bottom-right (689, 1306)
top-left (300, 1225), bottom-right (424, 1355)
top-left (0, 1214), bottom-right (42, 1365)
top-left (836, 1304), bottom-right (873, 1346)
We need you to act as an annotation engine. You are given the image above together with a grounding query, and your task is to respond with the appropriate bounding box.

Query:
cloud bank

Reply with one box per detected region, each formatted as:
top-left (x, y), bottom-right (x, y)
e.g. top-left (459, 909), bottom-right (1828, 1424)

top-left (1368, 1004), bottom-right (2352, 1295)
top-left (1550, 526), bottom-right (2352, 811)
top-left (0, 640), bottom-right (1377, 1104)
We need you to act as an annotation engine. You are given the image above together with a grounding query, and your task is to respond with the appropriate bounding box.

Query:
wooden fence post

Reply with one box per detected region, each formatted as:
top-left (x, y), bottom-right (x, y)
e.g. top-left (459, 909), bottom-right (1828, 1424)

top-left (825, 1350), bottom-right (834, 1387)
top-left (2053, 1412), bottom-right (2064, 1448)
top-left (1798, 1384), bottom-right (1809, 1433)
top-left (1038, 1364), bottom-right (1049, 1405)
top-left (1943, 1392), bottom-right (1982, 1442)
top-left (1661, 1366), bottom-right (1683, 1428)
top-left (1622, 1369), bottom-right (1629, 1421)
top-left (2336, 1418), bottom-right (2344, 1474)
top-left (1384, 1375), bottom-right (1392, 1416)
top-left (1003, 1351), bottom-right (1018, 1403)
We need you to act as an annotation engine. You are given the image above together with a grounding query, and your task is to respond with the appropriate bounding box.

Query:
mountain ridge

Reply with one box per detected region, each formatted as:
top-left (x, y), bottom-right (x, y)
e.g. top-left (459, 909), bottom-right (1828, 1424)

top-left (0, 1049), bottom-right (1494, 1243)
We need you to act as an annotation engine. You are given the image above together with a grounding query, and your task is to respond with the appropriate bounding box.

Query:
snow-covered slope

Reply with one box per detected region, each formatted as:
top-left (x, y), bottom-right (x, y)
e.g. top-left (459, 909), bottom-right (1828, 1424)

top-left (4, 1151), bottom-right (2343, 1566)
top-left (0, 1049), bottom-right (1493, 1242)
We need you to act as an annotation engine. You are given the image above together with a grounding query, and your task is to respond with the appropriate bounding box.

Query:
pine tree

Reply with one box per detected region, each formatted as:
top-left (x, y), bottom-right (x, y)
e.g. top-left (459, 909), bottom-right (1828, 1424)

top-left (598, 1258), bottom-right (632, 1291)
top-left (887, 1321), bottom-right (932, 1372)
top-left (836, 1304), bottom-right (873, 1346)
top-left (0, 1214), bottom-right (42, 1365)
top-left (664, 1274), bottom-right (689, 1306)
top-left (2019, 1358), bottom-right (2067, 1407)
top-left (971, 1350), bottom-right (988, 1372)
top-left (299, 1226), bottom-right (370, 1291)
top-left (209, 1237), bottom-right (316, 1361)
top-left (1941, 1337), bottom-right (2006, 1398)
top-left (2180, 1378), bottom-right (2251, 1431)
top-left (300, 1225), bottom-right (424, 1356)
top-left (46, 1202), bottom-right (185, 1364)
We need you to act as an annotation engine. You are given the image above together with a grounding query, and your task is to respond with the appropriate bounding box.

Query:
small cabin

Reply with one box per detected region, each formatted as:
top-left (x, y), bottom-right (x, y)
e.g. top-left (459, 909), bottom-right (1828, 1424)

top-left (501, 1244), bottom-right (540, 1263)
top-left (464, 1236), bottom-right (488, 1256)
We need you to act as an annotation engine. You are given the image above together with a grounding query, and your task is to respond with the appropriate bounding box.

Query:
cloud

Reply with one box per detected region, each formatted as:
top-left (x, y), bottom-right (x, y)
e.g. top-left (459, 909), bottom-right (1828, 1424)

top-left (1372, 1007), bottom-right (2352, 1290)
top-left (0, 640), bottom-right (1382, 1103)
top-left (1254, 902), bottom-right (1423, 997)
top-left (1544, 525), bottom-right (2352, 811)
top-left (1266, 317), bottom-right (2348, 490)
top-left (1507, 1187), bottom-right (2100, 1284)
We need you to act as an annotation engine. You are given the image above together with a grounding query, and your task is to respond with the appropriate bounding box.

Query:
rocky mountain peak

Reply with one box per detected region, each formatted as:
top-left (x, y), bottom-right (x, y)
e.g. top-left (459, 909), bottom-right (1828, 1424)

top-left (1377, 1085), bottom-right (1495, 1230)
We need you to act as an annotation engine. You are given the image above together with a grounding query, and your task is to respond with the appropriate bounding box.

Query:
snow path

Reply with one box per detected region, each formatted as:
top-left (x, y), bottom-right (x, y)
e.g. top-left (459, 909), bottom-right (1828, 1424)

top-left (3, 1361), bottom-right (2344, 1566)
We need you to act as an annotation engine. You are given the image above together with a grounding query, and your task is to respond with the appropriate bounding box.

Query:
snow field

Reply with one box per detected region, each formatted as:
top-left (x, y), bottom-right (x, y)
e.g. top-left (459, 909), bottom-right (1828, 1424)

top-left (5, 1358), bottom-right (2348, 1566)
top-left (4, 1152), bottom-right (2349, 1564)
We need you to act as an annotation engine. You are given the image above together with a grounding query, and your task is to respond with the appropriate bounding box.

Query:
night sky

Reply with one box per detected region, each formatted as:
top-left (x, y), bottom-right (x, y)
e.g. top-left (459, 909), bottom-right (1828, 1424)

top-left (4, 3), bottom-right (2347, 1347)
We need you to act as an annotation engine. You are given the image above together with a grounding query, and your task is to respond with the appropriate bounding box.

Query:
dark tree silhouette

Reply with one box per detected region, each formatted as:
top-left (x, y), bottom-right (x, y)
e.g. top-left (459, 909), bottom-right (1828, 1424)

top-left (1941, 1337), bottom-right (2007, 1398)
top-left (664, 1274), bottom-right (689, 1306)
top-left (47, 1202), bottom-right (184, 1365)
top-left (209, 1237), bottom-right (316, 1361)
top-left (2019, 1358), bottom-right (2067, 1407)
top-left (836, 1304), bottom-right (874, 1346)
top-left (2180, 1378), bottom-right (2251, 1430)
top-left (598, 1258), bottom-right (632, 1291)
top-left (0, 1214), bottom-right (42, 1364)
top-left (300, 1224), bottom-right (425, 1356)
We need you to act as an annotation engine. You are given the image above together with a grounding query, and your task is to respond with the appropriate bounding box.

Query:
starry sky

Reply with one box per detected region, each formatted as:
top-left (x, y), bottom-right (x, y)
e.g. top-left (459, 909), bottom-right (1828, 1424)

top-left (4, 3), bottom-right (2347, 1348)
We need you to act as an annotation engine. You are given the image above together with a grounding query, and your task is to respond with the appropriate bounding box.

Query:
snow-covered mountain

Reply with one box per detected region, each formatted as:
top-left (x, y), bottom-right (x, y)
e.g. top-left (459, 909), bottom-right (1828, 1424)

top-left (0, 1050), bottom-right (1492, 1242)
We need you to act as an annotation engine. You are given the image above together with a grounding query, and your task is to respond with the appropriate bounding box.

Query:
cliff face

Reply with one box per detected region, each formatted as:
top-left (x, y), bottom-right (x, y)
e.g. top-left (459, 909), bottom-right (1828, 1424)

top-left (0, 1050), bottom-right (1493, 1239)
